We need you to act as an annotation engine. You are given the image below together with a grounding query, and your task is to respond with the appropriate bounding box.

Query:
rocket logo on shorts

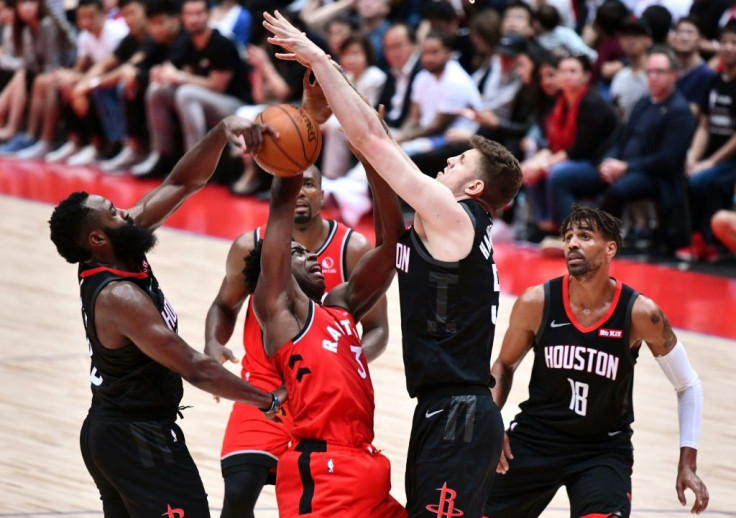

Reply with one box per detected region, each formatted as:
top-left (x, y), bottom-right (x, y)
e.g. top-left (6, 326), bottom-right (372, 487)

top-left (425, 482), bottom-right (464, 517)
top-left (161, 504), bottom-right (184, 518)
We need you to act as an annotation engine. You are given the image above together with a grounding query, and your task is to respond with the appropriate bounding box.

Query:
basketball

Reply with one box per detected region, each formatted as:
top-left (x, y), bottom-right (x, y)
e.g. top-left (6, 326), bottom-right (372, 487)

top-left (253, 104), bottom-right (322, 177)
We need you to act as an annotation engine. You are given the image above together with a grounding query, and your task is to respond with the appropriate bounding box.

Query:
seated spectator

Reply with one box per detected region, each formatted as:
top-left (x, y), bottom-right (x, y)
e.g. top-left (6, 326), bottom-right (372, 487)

top-left (395, 30), bottom-right (480, 154)
top-left (521, 54), bottom-right (618, 249)
top-left (634, 0), bottom-right (687, 25)
top-left (7, 0), bottom-right (126, 161)
top-left (64, 0), bottom-right (150, 167)
top-left (534, 4), bottom-right (598, 62)
top-left (0, 0), bottom-right (21, 90)
top-left (422, 0), bottom-right (474, 73)
top-left (467, 8), bottom-right (500, 73)
top-left (526, 0), bottom-right (577, 29)
top-left (375, 22), bottom-right (421, 130)
top-left (324, 14), bottom-right (355, 56)
top-left (547, 46), bottom-right (695, 253)
top-left (610, 15), bottom-right (652, 123)
top-left (99, 0), bottom-right (187, 172)
top-left (689, 0), bottom-right (729, 57)
top-left (711, 208), bottom-right (736, 255)
top-left (320, 33), bottom-right (385, 178)
top-left (587, 0), bottom-right (627, 101)
top-left (640, 4), bottom-right (673, 45)
top-left (132, 0), bottom-right (251, 178)
top-left (501, 1), bottom-right (535, 39)
top-left (683, 23), bottom-right (736, 261)
top-left (0, 0), bottom-right (75, 147)
top-left (208, 0), bottom-right (251, 49)
top-left (673, 16), bottom-right (716, 117)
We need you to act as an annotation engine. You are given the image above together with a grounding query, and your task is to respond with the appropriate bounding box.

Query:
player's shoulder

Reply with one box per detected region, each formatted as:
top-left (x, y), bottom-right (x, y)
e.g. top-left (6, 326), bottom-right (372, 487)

top-left (518, 283), bottom-right (546, 305)
top-left (344, 227), bottom-right (371, 255)
top-left (229, 229), bottom-right (258, 256)
top-left (96, 278), bottom-right (149, 310)
top-left (630, 293), bottom-right (662, 327)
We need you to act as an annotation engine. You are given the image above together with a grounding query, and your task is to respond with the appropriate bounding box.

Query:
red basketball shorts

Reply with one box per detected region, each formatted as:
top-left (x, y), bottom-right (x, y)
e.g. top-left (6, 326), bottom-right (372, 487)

top-left (220, 401), bottom-right (292, 459)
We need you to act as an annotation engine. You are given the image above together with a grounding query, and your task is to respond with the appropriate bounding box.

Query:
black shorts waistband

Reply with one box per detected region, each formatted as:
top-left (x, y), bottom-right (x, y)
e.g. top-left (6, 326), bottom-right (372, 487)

top-left (416, 385), bottom-right (491, 403)
top-left (87, 405), bottom-right (178, 422)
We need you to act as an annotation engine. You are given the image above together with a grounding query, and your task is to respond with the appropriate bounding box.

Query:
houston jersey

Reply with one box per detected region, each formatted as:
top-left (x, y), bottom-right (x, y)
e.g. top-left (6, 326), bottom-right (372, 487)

top-left (395, 199), bottom-right (500, 397)
top-left (513, 275), bottom-right (640, 438)
top-left (242, 220), bottom-right (354, 387)
top-left (78, 259), bottom-right (183, 417)
top-left (272, 301), bottom-right (375, 447)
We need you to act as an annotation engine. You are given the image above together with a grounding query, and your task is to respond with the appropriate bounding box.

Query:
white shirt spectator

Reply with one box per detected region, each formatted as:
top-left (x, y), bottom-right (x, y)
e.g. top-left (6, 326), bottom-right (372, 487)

top-left (474, 54), bottom-right (522, 120)
top-left (77, 18), bottom-right (128, 64)
top-left (412, 59), bottom-right (481, 132)
top-left (387, 52), bottom-right (420, 123)
top-left (611, 67), bottom-right (649, 122)
top-left (350, 65), bottom-right (387, 107)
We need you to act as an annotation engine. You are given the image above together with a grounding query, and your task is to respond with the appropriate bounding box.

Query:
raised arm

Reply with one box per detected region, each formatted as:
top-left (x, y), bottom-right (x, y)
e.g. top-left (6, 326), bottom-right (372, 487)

top-left (252, 175), bottom-right (309, 356)
top-left (631, 296), bottom-right (709, 514)
top-left (129, 116), bottom-right (275, 231)
top-left (95, 282), bottom-right (275, 408)
top-left (204, 232), bottom-right (257, 364)
top-left (324, 147), bottom-right (404, 322)
top-left (263, 11), bottom-right (473, 258)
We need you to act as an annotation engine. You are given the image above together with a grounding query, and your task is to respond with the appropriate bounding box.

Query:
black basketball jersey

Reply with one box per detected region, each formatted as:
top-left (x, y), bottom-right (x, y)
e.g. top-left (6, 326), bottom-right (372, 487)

top-left (396, 199), bottom-right (500, 398)
top-left (513, 275), bottom-right (640, 439)
top-left (78, 258), bottom-right (183, 418)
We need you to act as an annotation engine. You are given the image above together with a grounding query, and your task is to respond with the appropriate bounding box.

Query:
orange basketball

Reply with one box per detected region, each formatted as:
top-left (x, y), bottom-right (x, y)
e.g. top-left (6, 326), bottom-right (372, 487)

top-left (253, 104), bottom-right (322, 177)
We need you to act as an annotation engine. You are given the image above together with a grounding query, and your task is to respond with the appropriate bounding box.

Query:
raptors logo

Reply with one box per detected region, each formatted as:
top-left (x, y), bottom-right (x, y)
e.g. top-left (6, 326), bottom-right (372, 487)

top-left (321, 256), bottom-right (336, 275)
top-left (425, 482), bottom-right (464, 517)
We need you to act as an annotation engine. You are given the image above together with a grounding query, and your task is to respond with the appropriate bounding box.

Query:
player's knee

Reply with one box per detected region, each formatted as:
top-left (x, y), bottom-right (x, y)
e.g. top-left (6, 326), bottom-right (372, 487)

top-left (222, 466), bottom-right (270, 513)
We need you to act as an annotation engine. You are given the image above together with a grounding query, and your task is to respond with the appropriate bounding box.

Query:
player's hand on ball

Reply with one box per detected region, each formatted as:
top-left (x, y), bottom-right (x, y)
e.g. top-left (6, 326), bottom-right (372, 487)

top-left (222, 115), bottom-right (278, 156)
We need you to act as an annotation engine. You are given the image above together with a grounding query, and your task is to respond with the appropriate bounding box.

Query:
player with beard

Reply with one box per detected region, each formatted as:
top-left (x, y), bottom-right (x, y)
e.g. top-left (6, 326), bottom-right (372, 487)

top-left (205, 163), bottom-right (389, 517)
top-left (484, 206), bottom-right (709, 517)
top-left (48, 116), bottom-right (288, 518)
top-left (249, 141), bottom-right (407, 517)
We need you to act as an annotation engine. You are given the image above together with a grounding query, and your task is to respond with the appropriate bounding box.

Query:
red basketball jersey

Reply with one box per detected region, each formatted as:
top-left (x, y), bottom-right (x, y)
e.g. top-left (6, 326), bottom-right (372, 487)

top-left (272, 301), bottom-right (375, 446)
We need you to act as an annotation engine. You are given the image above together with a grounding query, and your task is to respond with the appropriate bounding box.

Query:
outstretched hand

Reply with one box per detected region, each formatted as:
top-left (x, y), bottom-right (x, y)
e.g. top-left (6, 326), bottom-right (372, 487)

top-left (263, 11), bottom-right (327, 68)
top-left (676, 464), bottom-right (709, 514)
top-left (222, 115), bottom-right (278, 156)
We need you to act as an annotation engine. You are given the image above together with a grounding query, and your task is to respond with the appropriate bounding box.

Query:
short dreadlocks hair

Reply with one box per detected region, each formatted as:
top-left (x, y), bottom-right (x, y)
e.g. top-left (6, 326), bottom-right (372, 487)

top-left (49, 191), bottom-right (94, 264)
top-left (243, 239), bottom-right (263, 290)
top-left (559, 205), bottom-right (623, 253)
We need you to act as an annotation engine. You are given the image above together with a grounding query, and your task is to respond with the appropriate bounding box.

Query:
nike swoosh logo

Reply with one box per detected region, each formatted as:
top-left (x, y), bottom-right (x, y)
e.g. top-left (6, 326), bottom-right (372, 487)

top-left (608, 431), bottom-right (622, 437)
top-left (425, 409), bottom-right (444, 418)
top-left (550, 320), bottom-right (571, 328)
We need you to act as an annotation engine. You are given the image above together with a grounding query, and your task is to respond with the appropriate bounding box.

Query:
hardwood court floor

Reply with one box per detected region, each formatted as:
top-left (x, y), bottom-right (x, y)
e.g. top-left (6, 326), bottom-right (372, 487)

top-left (1, 194), bottom-right (735, 517)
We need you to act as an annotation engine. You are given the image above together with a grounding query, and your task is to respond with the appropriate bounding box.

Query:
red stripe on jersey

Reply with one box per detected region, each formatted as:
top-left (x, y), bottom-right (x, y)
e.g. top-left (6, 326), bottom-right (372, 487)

top-left (563, 274), bottom-right (622, 333)
top-left (79, 266), bottom-right (148, 279)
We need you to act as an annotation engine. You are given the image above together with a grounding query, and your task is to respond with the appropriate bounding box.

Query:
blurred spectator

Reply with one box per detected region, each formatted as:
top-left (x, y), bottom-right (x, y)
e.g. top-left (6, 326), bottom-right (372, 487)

top-left (683, 22), bottom-right (736, 261)
top-left (0, 0), bottom-right (21, 88)
top-left (501, 1), bottom-right (535, 38)
top-left (523, 0), bottom-right (577, 29)
top-left (631, 0), bottom-right (691, 21)
top-left (546, 46), bottom-right (694, 253)
top-left (376, 22), bottom-right (421, 129)
top-left (689, 0), bottom-right (729, 56)
top-left (99, 0), bottom-right (187, 172)
top-left (395, 30), bottom-right (480, 152)
top-left (321, 33), bottom-right (385, 178)
top-left (467, 8), bottom-right (500, 73)
top-left (534, 4), bottom-right (598, 61)
top-left (299, 0), bottom-right (355, 31)
top-left (610, 15), bottom-right (652, 122)
top-left (673, 15), bottom-right (716, 117)
top-left (639, 4), bottom-right (672, 45)
top-left (587, 0), bottom-right (627, 99)
top-left (472, 32), bottom-right (524, 128)
top-left (7, 0), bottom-right (126, 160)
top-left (324, 14), bottom-right (355, 55)
top-left (711, 208), bottom-right (736, 254)
top-left (208, 0), bottom-right (251, 49)
top-left (64, 0), bottom-right (149, 167)
top-left (133, 0), bottom-right (251, 178)
top-left (522, 54), bottom-right (618, 248)
top-left (422, 0), bottom-right (474, 72)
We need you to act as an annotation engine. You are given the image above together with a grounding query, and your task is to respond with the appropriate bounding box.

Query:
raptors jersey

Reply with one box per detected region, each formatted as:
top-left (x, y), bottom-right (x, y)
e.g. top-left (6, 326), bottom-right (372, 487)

top-left (513, 275), bottom-right (640, 438)
top-left (396, 199), bottom-right (500, 398)
top-left (272, 301), bottom-right (375, 447)
top-left (78, 259), bottom-right (183, 417)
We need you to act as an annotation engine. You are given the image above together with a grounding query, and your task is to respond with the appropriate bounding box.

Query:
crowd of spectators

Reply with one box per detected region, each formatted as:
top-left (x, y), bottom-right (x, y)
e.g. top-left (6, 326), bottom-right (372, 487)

top-left (1, 0), bottom-right (735, 262)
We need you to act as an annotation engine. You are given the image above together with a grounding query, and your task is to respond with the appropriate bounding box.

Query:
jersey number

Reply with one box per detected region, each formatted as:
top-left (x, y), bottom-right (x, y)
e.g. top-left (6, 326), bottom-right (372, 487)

top-left (350, 345), bottom-right (367, 379)
top-left (567, 378), bottom-right (588, 416)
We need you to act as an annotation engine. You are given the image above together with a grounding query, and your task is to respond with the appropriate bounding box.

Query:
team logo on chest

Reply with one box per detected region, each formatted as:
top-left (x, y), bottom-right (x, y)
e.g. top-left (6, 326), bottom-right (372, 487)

top-left (320, 256), bottom-right (336, 276)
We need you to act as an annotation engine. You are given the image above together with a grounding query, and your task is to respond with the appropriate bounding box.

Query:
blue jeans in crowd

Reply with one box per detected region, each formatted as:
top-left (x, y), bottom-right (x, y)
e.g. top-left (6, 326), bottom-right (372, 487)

top-left (688, 161), bottom-right (736, 240)
top-left (91, 86), bottom-right (125, 144)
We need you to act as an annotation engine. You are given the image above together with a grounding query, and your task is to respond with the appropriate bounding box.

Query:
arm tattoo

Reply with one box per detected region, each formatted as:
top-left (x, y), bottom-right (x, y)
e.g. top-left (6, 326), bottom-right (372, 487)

top-left (656, 309), bottom-right (676, 349)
